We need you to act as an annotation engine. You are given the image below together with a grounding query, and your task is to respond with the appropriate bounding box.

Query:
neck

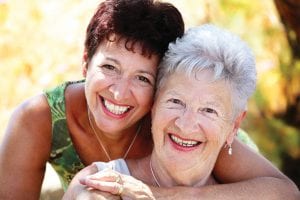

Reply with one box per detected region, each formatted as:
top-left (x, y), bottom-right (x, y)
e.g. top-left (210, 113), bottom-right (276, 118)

top-left (87, 108), bottom-right (142, 161)
top-left (148, 153), bottom-right (174, 187)
top-left (149, 152), bottom-right (213, 187)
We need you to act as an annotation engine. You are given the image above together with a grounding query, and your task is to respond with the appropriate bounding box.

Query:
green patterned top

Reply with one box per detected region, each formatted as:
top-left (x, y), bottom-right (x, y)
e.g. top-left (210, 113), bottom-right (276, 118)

top-left (44, 80), bottom-right (258, 190)
top-left (44, 80), bottom-right (85, 191)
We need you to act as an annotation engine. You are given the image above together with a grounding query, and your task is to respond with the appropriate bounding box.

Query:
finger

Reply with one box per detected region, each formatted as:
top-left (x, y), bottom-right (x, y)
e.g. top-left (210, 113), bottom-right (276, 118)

top-left (80, 170), bottom-right (117, 185)
top-left (84, 179), bottom-right (123, 195)
top-left (74, 164), bottom-right (99, 186)
top-left (87, 170), bottom-right (122, 183)
top-left (79, 174), bottom-right (112, 186)
top-left (112, 175), bottom-right (155, 199)
top-left (90, 163), bottom-right (102, 173)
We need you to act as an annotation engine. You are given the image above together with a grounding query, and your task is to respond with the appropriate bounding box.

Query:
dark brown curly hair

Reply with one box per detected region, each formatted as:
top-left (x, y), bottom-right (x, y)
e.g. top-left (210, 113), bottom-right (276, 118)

top-left (84, 0), bottom-right (184, 62)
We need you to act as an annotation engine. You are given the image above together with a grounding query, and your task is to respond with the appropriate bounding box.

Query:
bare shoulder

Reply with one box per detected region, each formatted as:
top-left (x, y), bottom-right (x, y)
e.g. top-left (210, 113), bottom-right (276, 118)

top-left (9, 93), bottom-right (52, 138)
top-left (0, 94), bottom-right (51, 164)
top-left (1, 93), bottom-right (52, 159)
top-left (0, 94), bottom-right (53, 198)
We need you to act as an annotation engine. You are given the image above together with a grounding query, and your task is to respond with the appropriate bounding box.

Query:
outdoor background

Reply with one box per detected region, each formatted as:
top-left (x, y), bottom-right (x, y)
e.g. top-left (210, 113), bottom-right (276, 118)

top-left (0, 0), bottom-right (299, 196)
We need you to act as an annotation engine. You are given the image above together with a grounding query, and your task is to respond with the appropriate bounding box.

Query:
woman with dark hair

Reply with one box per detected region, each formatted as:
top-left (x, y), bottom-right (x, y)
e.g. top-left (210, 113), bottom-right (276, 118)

top-left (0, 1), bottom-right (296, 199)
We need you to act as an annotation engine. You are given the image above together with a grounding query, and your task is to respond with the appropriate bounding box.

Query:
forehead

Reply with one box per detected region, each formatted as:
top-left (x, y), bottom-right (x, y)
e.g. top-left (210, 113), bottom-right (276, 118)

top-left (160, 70), bottom-right (233, 110)
top-left (100, 36), bottom-right (143, 54)
top-left (102, 34), bottom-right (156, 58)
top-left (93, 37), bottom-right (160, 69)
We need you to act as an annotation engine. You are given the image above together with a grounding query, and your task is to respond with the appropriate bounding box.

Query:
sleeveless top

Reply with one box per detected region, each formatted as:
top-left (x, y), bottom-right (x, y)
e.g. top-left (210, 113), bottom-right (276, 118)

top-left (93, 159), bottom-right (131, 175)
top-left (44, 80), bottom-right (85, 191)
top-left (44, 80), bottom-right (258, 190)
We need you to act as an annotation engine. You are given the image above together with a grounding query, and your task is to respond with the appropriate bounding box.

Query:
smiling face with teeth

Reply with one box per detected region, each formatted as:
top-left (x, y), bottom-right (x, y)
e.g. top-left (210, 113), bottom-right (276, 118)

top-left (83, 36), bottom-right (159, 135)
top-left (151, 70), bottom-right (245, 186)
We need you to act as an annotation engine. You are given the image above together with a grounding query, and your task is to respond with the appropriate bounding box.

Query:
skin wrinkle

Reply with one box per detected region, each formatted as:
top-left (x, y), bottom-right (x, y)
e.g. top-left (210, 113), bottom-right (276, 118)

top-left (150, 69), bottom-right (237, 187)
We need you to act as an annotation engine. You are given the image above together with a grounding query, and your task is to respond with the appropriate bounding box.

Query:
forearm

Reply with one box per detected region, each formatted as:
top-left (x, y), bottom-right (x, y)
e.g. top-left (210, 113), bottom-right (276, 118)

top-left (150, 177), bottom-right (300, 200)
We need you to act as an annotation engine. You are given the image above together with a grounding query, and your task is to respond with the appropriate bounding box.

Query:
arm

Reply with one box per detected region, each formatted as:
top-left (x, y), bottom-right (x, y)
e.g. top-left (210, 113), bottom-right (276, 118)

top-left (0, 95), bottom-right (52, 200)
top-left (81, 139), bottom-right (299, 199)
top-left (150, 139), bottom-right (299, 200)
top-left (212, 139), bottom-right (299, 198)
top-left (149, 177), bottom-right (299, 200)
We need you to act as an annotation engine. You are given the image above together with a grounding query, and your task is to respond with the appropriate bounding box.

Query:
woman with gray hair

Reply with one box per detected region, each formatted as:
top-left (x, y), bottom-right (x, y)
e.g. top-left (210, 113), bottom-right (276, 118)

top-left (157, 24), bottom-right (257, 120)
top-left (64, 24), bottom-right (299, 200)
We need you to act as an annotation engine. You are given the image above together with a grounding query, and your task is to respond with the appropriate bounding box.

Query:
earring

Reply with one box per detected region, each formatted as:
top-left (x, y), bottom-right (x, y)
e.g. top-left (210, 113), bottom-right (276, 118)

top-left (228, 144), bottom-right (232, 155)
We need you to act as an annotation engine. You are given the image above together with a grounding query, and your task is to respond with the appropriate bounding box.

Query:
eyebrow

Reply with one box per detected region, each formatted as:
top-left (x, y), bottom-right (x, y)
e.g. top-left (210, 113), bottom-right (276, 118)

top-left (105, 56), bottom-right (120, 65)
top-left (164, 90), bottom-right (182, 98)
top-left (202, 94), bottom-right (229, 113)
top-left (204, 100), bottom-right (222, 109)
top-left (137, 70), bottom-right (156, 78)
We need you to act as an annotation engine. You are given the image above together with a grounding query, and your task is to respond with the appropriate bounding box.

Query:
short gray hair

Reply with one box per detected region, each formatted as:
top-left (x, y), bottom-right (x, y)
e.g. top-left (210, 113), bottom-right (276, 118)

top-left (156, 24), bottom-right (257, 117)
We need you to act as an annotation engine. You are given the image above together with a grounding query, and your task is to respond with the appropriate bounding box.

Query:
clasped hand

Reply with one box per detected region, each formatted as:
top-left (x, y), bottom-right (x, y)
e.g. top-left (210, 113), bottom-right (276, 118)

top-left (65, 163), bottom-right (155, 200)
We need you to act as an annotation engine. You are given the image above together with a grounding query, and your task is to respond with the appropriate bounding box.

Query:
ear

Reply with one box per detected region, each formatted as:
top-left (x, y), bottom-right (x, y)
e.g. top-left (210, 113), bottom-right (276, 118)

top-left (82, 50), bottom-right (88, 77)
top-left (226, 111), bottom-right (247, 145)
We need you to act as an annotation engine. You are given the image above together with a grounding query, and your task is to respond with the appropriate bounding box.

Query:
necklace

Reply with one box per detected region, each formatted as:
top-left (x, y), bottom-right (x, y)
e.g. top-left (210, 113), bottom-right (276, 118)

top-left (149, 158), bottom-right (161, 187)
top-left (87, 108), bottom-right (141, 161)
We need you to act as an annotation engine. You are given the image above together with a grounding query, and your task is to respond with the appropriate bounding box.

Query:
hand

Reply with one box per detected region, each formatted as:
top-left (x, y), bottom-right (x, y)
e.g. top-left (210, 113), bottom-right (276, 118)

top-left (80, 165), bottom-right (155, 200)
top-left (63, 164), bottom-right (121, 200)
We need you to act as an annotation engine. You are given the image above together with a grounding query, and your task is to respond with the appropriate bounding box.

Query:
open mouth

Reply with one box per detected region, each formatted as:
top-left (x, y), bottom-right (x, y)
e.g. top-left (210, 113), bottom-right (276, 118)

top-left (169, 134), bottom-right (201, 148)
top-left (102, 97), bottom-right (132, 115)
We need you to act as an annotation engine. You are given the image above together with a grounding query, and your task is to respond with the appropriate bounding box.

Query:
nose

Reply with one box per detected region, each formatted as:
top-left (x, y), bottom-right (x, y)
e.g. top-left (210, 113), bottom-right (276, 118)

top-left (108, 78), bottom-right (132, 101)
top-left (174, 109), bottom-right (200, 134)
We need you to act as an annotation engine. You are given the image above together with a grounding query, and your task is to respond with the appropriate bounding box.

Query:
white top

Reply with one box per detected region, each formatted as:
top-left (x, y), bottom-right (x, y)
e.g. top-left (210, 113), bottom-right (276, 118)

top-left (93, 159), bottom-right (131, 175)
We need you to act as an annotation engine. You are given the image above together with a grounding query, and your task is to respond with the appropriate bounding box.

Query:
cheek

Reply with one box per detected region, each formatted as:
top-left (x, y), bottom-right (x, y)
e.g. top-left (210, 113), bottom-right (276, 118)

top-left (135, 87), bottom-right (155, 108)
top-left (152, 107), bottom-right (174, 125)
top-left (86, 70), bottom-right (107, 89)
top-left (200, 118), bottom-right (227, 143)
top-left (151, 109), bottom-right (176, 140)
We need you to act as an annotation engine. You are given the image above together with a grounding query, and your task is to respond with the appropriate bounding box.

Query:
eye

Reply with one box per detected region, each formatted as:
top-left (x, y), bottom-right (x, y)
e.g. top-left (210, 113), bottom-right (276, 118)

top-left (165, 98), bottom-right (185, 110)
top-left (134, 74), bottom-right (155, 87)
top-left (200, 107), bottom-right (218, 116)
top-left (137, 75), bottom-right (151, 84)
top-left (98, 64), bottom-right (119, 76)
top-left (168, 98), bottom-right (184, 106)
top-left (101, 64), bottom-right (117, 71)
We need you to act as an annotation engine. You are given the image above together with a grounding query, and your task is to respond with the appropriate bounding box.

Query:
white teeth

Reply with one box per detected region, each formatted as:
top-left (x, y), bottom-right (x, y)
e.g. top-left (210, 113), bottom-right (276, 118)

top-left (170, 135), bottom-right (199, 147)
top-left (103, 99), bottom-right (130, 115)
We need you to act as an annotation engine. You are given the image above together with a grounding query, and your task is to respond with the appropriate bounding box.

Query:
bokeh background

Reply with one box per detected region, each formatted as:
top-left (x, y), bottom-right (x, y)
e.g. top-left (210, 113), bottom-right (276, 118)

top-left (0, 0), bottom-right (299, 196)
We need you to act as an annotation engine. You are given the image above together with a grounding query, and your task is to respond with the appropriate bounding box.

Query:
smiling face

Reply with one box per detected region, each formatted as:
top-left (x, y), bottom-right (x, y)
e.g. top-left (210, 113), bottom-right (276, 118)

top-left (151, 70), bottom-right (243, 186)
top-left (83, 36), bottom-right (159, 135)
